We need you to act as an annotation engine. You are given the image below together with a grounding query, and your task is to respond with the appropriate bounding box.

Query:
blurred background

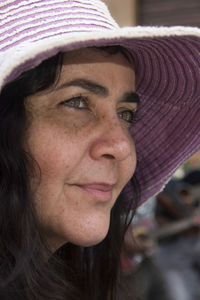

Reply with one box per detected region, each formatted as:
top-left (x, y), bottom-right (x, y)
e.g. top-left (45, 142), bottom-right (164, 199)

top-left (103, 0), bottom-right (200, 27)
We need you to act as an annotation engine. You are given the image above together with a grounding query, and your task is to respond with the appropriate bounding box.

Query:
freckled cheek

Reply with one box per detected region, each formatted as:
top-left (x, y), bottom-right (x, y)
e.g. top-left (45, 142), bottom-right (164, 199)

top-left (35, 144), bottom-right (71, 181)
top-left (132, 140), bottom-right (137, 167)
top-left (124, 140), bottom-right (137, 180)
top-left (27, 130), bottom-right (72, 182)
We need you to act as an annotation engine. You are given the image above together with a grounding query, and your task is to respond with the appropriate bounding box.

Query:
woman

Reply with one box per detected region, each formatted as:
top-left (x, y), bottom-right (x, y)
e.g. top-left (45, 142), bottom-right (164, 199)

top-left (0, 0), bottom-right (200, 299)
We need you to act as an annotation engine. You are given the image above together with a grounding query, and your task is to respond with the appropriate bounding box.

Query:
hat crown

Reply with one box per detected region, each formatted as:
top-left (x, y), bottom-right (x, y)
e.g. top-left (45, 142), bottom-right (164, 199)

top-left (0, 0), bottom-right (119, 52)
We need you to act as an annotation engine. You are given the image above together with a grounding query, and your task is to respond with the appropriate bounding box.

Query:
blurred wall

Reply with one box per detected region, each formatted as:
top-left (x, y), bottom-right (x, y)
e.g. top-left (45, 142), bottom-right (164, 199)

top-left (103, 0), bottom-right (200, 27)
top-left (103, 0), bottom-right (138, 26)
top-left (139, 0), bottom-right (200, 26)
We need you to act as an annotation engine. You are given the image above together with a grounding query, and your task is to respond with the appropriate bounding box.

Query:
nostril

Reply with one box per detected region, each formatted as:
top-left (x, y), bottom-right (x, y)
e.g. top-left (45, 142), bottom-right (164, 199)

top-left (102, 153), bottom-right (115, 159)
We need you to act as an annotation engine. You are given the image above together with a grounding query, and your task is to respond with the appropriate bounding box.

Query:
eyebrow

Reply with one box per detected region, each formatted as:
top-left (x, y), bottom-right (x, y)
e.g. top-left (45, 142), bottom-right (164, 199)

top-left (55, 78), bottom-right (140, 104)
top-left (120, 92), bottom-right (140, 104)
top-left (56, 78), bottom-right (108, 96)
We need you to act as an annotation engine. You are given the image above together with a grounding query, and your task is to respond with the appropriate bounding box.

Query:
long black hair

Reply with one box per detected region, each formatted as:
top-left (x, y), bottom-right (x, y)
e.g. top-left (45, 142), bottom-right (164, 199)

top-left (0, 47), bottom-right (139, 300)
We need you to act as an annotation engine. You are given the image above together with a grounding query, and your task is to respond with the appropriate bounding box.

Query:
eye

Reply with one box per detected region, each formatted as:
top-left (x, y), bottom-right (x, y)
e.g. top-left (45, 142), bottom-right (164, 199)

top-left (59, 96), bottom-right (88, 109)
top-left (118, 110), bottom-right (137, 124)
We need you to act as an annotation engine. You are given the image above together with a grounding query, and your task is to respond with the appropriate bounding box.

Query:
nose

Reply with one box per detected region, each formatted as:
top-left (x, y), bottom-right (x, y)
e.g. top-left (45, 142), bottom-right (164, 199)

top-left (89, 117), bottom-right (133, 162)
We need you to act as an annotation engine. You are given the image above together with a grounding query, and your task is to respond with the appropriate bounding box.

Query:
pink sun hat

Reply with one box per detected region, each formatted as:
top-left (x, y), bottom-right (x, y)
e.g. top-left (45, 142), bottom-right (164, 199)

top-left (0, 0), bottom-right (200, 206)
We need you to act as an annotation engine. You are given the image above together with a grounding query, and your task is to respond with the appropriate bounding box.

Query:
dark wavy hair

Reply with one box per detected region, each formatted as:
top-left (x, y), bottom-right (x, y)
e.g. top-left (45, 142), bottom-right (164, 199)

top-left (0, 47), bottom-right (139, 300)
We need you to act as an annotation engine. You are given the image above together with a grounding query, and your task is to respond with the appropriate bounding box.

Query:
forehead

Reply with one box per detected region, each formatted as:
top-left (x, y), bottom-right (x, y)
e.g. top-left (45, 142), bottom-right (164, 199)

top-left (59, 47), bottom-right (135, 88)
top-left (62, 47), bottom-right (133, 64)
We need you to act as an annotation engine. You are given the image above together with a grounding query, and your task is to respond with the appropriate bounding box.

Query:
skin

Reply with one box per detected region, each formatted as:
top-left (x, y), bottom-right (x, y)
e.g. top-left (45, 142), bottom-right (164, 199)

top-left (25, 48), bottom-right (138, 252)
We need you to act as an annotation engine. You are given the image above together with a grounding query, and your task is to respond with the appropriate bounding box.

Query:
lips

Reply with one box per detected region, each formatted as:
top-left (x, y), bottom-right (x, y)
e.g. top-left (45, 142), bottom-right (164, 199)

top-left (74, 183), bottom-right (115, 201)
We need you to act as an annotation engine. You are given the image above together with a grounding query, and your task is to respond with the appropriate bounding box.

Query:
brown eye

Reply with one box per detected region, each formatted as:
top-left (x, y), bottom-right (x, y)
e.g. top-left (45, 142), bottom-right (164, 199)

top-left (60, 96), bottom-right (88, 109)
top-left (118, 110), bottom-right (136, 123)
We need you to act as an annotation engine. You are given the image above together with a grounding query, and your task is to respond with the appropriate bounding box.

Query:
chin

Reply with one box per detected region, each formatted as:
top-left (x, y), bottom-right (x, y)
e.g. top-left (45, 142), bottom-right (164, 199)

top-left (76, 240), bottom-right (105, 247)
top-left (71, 226), bottom-right (110, 247)
top-left (79, 237), bottom-right (107, 247)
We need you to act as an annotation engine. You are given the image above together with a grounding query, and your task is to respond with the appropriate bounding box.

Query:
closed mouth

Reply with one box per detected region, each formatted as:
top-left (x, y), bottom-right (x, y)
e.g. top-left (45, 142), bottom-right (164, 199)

top-left (73, 182), bottom-right (115, 201)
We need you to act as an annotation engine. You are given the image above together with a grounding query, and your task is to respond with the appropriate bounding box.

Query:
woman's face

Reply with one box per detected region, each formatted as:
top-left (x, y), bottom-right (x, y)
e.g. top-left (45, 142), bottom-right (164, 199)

top-left (25, 48), bottom-right (137, 251)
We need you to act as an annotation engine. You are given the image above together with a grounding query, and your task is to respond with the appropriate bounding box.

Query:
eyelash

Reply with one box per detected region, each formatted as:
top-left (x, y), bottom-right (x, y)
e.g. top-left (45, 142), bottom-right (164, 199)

top-left (60, 95), bottom-right (137, 124)
top-left (60, 95), bottom-right (88, 109)
top-left (117, 110), bottom-right (137, 124)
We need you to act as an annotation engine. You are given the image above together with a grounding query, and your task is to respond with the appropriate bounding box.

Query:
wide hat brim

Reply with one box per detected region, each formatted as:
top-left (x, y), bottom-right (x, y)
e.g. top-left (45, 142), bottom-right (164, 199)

top-left (1, 25), bottom-right (200, 207)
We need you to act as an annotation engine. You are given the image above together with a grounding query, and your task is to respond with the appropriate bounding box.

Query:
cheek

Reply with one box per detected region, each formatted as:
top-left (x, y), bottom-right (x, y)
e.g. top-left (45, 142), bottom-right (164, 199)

top-left (131, 142), bottom-right (137, 174)
top-left (114, 140), bottom-right (136, 201)
top-left (27, 122), bottom-right (78, 179)
top-left (123, 139), bottom-right (137, 180)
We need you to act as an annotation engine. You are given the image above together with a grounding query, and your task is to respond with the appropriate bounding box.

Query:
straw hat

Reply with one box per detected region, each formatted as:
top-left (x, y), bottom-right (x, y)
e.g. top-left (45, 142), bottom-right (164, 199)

top-left (0, 0), bottom-right (200, 206)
